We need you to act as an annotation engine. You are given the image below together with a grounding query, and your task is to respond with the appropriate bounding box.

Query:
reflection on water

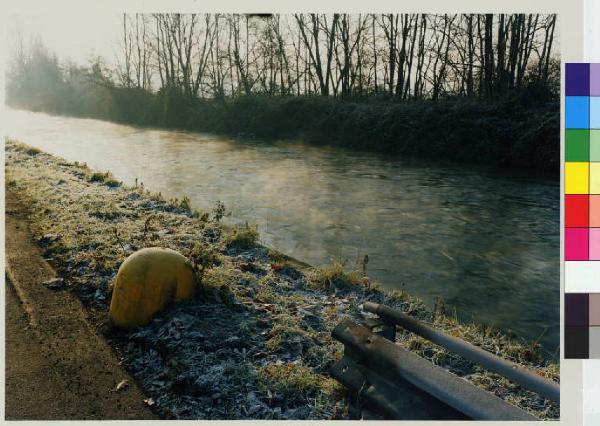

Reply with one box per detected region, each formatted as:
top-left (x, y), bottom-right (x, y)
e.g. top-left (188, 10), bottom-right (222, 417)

top-left (5, 108), bottom-right (559, 353)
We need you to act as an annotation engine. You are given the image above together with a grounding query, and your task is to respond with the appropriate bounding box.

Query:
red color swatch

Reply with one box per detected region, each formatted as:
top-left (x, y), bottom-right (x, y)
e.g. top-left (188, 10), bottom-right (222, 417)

top-left (566, 194), bottom-right (590, 227)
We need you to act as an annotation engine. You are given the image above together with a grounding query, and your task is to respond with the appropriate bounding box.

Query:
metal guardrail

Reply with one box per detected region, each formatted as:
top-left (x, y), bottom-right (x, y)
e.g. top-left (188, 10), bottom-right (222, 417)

top-left (363, 301), bottom-right (560, 403)
top-left (330, 302), bottom-right (558, 420)
top-left (330, 354), bottom-right (468, 420)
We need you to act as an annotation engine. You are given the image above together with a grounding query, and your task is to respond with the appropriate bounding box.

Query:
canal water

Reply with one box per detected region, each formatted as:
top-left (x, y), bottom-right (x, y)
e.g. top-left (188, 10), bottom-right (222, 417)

top-left (5, 108), bottom-right (560, 353)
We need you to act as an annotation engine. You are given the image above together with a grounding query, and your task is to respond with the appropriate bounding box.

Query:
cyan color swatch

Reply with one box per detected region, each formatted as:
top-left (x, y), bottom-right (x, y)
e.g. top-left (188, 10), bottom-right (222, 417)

top-left (566, 96), bottom-right (590, 129)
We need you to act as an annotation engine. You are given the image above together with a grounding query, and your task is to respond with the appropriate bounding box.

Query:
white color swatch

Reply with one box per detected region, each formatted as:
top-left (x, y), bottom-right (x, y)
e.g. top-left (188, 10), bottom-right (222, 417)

top-left (565, 262), bottom-right (600, 293)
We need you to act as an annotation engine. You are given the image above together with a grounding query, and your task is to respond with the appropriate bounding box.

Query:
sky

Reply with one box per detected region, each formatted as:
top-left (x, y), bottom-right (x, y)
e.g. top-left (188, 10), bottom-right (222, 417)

top-left (6, 14), bottom-right (123, 66)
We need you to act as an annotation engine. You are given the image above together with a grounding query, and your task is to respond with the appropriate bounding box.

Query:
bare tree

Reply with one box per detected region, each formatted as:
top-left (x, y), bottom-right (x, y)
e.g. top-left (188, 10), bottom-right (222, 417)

top-left (109, 13), bottom-right (558, 100)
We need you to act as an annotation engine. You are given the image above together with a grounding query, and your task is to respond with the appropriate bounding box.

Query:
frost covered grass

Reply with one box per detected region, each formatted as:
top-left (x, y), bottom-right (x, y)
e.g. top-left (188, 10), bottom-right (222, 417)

top-left (5, 139), bottom-right (559, 420)
top-left (222, 224), bottom-right (260, 249)
top-left (257, 364), bottom-right (342, 406)
top-left (309, 260), bottom-right (366, 290)
top-left (88, 171), bottom-right (121, 187)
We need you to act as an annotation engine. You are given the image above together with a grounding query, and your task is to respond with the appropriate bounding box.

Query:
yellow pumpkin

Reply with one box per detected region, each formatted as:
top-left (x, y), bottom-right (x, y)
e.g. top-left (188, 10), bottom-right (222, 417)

top-left (109, 247), bottom-right (197, 328)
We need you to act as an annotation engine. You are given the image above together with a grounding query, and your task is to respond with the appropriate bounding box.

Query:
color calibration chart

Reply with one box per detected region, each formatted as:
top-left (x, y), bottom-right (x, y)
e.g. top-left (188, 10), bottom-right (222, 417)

top-left (565, 63), bottom-right (600, 359)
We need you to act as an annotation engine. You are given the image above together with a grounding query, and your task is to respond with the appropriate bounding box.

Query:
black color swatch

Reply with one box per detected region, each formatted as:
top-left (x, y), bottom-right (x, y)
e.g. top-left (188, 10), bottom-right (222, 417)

top-left (565, 326), bottom-right (590, 359)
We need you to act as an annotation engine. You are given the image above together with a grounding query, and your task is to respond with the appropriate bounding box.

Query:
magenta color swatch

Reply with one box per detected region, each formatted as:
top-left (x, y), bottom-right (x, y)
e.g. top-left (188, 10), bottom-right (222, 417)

top-left (566, 228), bottom-right (589, 260)
top-left (592, 64), bottom-right (600, 96)
top-left (590, 229), bottom-right (600, 260)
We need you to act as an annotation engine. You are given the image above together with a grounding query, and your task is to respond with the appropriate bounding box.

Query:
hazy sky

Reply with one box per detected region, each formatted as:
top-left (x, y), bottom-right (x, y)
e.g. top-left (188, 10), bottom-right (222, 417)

top-left (7, 14), bottom-right (123, 65)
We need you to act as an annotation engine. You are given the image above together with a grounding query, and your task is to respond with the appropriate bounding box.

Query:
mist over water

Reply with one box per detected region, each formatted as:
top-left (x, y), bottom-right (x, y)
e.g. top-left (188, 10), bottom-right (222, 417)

top-left (5, 108), bottom-right (559, 353)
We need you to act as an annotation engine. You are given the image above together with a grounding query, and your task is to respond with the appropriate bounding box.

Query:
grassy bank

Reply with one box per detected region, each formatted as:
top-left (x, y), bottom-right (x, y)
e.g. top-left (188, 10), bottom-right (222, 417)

top-left (9, 85), bottom-right (559, 174)
top-left (5, 139), bottom-right (559, 419)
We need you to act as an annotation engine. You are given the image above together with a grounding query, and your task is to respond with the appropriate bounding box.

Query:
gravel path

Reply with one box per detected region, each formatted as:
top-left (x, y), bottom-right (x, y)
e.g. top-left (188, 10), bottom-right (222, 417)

top-left (5, 187), bottom-right (156, 420)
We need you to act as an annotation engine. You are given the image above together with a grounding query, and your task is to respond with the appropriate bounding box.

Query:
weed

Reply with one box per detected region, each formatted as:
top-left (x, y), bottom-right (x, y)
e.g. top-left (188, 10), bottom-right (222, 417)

top-left (200, 265), bottom-right (255, 305)
top-left (26, 146), bottom-right (42, 156)
top-left (89, 171), bottom-right (108, 182)
top-left (89, 171), bottom-right (121, 187)
top-left (105, 177), bottom-right (121, 187)
top-left (179, 196), bottom-right (192, 212)
top-left (265, 321), bottom-right (315, 355)
top-left (309, 261), bottom-right (364, 290)
top-left (91, 201), bottom-right (121, 221)
top-left (254, 285), bottom-right (281, 304)
top-left (407, 335), bottom-right (426, 352)
top-left (223, 223), bottom-right (259, 249)
top-left (387, 289), bottom-right (407, 302)
top-left (304, 344), bottom-right (338, 372)
top-left (167, 196), bottom-right (197, 216)
top-left (267, 249), bottom-right (286, 263)
top-left (189, 242), bottom-right (221, 271)
top-left (257, 364), bottom-right (341, 404)
top-left (212, 200), bottom-right (227, 222)
top-left (149, 191), bottom-right (163, 202)
top-left (266, 250), bottom-right (299, 274)
top-left (49, 235), bottom-right (74, 255)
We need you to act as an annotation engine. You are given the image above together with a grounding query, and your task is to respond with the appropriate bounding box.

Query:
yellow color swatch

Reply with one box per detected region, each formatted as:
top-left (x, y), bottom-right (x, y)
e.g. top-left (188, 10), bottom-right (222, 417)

top-left (591, 163), bottom-right (600, 194)
top-left (565, 162), bottom-right (589, 194)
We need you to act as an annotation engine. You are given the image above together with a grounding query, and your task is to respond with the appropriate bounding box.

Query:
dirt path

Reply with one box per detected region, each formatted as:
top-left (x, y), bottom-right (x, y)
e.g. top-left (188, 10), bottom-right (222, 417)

top-left (4, 188), bottom-right (156, 420)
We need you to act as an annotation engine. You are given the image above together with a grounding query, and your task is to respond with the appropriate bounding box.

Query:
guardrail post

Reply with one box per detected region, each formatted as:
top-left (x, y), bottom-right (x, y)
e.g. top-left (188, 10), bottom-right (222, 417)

top-left (363, 316), bottom-right (396, 342)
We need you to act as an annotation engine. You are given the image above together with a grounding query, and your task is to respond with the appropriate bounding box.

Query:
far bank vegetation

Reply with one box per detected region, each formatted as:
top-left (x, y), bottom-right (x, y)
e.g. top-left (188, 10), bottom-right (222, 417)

top-left (7, 14), bottom-right (559, 172)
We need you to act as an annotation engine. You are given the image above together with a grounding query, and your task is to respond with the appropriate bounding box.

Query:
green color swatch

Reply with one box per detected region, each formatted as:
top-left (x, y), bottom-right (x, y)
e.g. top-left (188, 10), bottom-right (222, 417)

top-left (566, 129), bottom-right (590, 161)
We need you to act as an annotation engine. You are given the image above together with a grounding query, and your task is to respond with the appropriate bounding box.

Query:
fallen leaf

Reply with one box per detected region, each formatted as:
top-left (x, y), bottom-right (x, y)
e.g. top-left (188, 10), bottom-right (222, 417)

top-left (116, 379), bottom-right (129, 392)
top-left (43, 278), bottom-right (67, 291)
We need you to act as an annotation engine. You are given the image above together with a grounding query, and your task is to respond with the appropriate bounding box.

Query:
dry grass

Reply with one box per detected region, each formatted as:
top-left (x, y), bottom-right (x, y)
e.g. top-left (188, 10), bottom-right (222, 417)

top-left (309, 261), bottom-right (366, 290)
top-left (258, 364), bottom-right (342, 404)
top-left (88, 171), bottom-right (121, 187)
top-left (223, 224), bottom-right (260, 249)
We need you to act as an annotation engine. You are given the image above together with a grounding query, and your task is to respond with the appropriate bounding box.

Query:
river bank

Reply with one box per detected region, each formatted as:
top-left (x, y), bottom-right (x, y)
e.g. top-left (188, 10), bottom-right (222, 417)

top-left (5, 139), bottom-right (559, 419)
top-left (9, 87), bottom-right (559, 174)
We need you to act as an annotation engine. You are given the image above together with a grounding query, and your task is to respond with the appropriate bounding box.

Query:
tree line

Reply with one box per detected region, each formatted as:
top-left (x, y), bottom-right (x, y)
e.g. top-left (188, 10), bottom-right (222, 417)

top-left (5, 13), bottom-right (559, 173)
top-left (115, 13), bottom-right (558, 100)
